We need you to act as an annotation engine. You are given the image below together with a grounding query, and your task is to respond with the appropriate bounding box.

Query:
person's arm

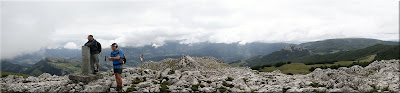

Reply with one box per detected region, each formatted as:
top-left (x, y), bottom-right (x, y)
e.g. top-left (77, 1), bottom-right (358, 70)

top-left (108, 50), bottom-right (121, 61)
top-left (108, 53), bottom-right (113, 61)
top-left (85, 40), bottom-right (97, 47)
top-left (111, 55), bottom-right (121, 60)
top-left (84, 41), bottom-right (89, 46)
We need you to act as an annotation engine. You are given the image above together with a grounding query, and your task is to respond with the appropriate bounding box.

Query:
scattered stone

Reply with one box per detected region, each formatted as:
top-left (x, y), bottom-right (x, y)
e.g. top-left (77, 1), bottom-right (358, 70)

top-left (1, 55), bottom-right (399, 92)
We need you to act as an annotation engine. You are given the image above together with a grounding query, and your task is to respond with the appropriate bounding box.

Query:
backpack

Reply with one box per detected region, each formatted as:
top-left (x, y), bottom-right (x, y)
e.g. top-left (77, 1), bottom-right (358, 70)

top-left (117, 50), bottom-right (127, 64)
top-left (96, 41), bottom-right (102, 53)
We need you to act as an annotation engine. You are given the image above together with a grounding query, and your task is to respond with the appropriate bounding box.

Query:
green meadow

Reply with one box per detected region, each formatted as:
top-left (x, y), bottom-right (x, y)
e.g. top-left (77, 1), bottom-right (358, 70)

top-left (260, 55), bottom-right (376, 74)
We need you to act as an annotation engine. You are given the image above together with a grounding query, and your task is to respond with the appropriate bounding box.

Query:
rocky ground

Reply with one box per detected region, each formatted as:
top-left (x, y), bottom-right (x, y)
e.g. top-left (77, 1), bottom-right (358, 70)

top-left (1, 55), bottom-right (399, 92)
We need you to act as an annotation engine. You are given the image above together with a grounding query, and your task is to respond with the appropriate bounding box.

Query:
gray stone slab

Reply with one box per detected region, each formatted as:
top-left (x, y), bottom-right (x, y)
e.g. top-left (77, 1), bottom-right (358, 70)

top-left (81, 46), bottom-right (91, 75)
top-left (68, 73), bottom-right (103, 83)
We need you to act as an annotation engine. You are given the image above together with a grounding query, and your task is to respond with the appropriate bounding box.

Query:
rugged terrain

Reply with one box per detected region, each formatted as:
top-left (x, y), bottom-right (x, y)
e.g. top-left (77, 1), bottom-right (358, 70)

top-left (1, 55), bottom-right (399, 92)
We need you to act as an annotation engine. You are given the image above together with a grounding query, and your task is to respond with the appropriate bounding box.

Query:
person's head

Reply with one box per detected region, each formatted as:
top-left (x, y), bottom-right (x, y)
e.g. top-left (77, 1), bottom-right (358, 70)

top-left (87, 35), bottom-right (94, 40)
top-left (111, 43), bottom-right (118, 51)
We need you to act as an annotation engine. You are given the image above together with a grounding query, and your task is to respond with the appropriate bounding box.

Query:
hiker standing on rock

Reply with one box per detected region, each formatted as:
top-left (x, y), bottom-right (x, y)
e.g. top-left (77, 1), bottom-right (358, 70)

top-left (108, 43), bottom-right (124, 92)
top-left (84, 35), bottom-right (102, 74)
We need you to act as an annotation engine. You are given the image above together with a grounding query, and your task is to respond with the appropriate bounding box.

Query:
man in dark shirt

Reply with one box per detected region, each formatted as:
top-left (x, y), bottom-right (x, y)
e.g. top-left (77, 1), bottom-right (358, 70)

top-left (84, 35), bottom-right (100, 74)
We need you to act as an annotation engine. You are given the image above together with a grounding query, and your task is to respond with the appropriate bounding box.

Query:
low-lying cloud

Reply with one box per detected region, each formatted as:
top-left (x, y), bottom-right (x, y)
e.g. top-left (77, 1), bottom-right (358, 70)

top-left (1, 0), bottom-right (399, 59)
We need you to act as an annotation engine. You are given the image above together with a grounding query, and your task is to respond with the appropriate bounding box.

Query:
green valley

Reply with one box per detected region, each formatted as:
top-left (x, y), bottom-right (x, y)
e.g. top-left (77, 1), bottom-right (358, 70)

top-left (259, 54), bottom-right (376, 74)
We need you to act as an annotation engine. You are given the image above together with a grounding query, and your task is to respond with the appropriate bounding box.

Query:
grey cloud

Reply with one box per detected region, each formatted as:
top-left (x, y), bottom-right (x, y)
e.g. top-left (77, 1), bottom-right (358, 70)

top-left (1, 0), bottom-right (398, 59)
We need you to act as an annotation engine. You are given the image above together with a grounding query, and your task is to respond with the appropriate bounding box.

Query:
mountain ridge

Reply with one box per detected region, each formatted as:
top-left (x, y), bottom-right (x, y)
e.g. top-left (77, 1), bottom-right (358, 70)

top-left (240, 38), bottom-right (399, 67)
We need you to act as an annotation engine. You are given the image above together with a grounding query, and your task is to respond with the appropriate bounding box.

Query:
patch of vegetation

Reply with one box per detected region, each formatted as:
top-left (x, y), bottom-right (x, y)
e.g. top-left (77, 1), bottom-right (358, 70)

top-left (168, 70), bottom-right (175, 75)
top-left (72, 80), bottom-right (79, 84)
top-left (160, 84), bottom-right (169, 93)
top-left (160, 81), bottom-right (170, 93)
top-left (246, 48), bottom-right (311, 67)
top-left (1, 89), bottom-right (10, 93)
top-left (222, 81), bottom-right (234, 88)
top-left (253, 44), bottom-right (398, 74)
top-left (126, 85), bottom-right (137, 92)
top-left (349, 61), bottom-right (374, 67)
top-left (327, 85), bottom-right (334, 89)
top-left (369, 84), bottom-right (378, 92)
top-left (1, 71), bottom-right (30, 78)
top-left (200, 84), bottom-right (205, 88)
top-left (218, 87), bottom-right (228, 93)
top-left (226, 77), bottom-right (234, 81)
top-left (191, 84), bottom-right (200, 91)
top-left (297, 44), bottom-right (397, 65)
top-left (309, 82), bottom-right (325, 88)
top-left (282, 87), bottom-right (290, 93)
top-left (260, 54), bottom-right (377, 74)
top-left (52, 63), bottom-right (81, 72)
top-left (132, 77), bottom-right (143, 84)
top-left (383, 86), bottom-right (389, 91)
top-left (309, 61), bottom-right (374, 72)
top-left (162, 81), bottom-right (170, 85)
top-left (274, 62), bottom-right (287, 67)
top-left (152, 80), bottom-right (159, 84)
top-left (251, 61), bottom-right (290, 70)
top-left (250, 64), bottom-right (271, 70)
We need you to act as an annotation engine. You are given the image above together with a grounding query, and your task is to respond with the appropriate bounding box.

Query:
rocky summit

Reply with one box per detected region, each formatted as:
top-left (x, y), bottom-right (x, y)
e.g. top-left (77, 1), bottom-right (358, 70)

top-left (1, 55), bottom-right (399, 92)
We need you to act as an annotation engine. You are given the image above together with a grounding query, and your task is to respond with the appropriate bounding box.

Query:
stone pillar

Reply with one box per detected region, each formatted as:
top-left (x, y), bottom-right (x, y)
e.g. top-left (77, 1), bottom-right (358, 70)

top-left (81, 46), bottom-right (91, 75)
top-left (69, 46), bottom-right (103, 83)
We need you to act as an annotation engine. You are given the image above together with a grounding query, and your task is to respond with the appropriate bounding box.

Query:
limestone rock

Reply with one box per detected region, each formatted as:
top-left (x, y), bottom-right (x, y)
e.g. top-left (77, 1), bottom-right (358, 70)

top-left (1, 57), bottom-right (398, 92)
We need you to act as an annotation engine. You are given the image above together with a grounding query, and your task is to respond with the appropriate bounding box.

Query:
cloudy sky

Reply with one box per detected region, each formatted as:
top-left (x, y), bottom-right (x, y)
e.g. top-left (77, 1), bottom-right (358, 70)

top-left (1, 0), bottom-right (399, 59)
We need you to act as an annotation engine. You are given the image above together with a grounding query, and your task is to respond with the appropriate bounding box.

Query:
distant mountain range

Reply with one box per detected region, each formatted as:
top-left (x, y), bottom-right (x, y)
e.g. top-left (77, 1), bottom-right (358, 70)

top-left (2, 41), bottom-right (291, 67)
top-left (235, 38), bottom-right (399, 67)
top-left (1, 38), bottom-right (398, 76)
top-left (299, 38), bottom-right (398, 54)
top-left (1, 57), bottom-right (114, 76)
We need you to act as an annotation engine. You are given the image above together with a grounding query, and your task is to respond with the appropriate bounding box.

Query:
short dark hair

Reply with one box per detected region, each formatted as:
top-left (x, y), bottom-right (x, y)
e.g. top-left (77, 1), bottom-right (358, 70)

top-left (88, 35), bottom-right (93, 37)
top-left (111, 43), bottom-right (118, 48)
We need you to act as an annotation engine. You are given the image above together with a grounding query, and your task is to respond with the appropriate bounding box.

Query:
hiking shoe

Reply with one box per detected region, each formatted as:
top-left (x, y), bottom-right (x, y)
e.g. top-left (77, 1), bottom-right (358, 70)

top-left (95, 70), bottom-right (99, 73)
top-left (92, 70), bottom-right (96, 74)
top-left (116, 86), bottom-right (123, 92)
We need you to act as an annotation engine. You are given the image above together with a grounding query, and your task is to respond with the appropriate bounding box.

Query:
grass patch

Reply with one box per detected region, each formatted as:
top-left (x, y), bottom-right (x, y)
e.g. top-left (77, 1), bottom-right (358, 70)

top-left (309, 82), bottom-right (325, 88)
top-left (218, 87), bottom-right (228, 93)
top-left (132, 77), bottom-right (143, 84)
top-left (191, 84), bottom-right (200, 91)
top-left (1, 71), bottom-right (30, 78)
top-left (222, 81), bottom-right (234, 88)
top-left (383, 86), bottom-right (389, 91)
top-left (168, 70), bottom-right (175, 75)
top-left (51, 63), bottom-right (81, 72)
top-left (126, 85), bottom-right (137, 92)
top-left (160, 81), bottom-right (170, 93)
top-left (259, 55), bottom-right (376, 74)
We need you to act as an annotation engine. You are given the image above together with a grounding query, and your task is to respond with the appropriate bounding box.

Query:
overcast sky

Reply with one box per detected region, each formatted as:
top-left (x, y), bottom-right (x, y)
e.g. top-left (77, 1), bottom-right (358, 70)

top-left (1, 0), bottom-right (399, 59)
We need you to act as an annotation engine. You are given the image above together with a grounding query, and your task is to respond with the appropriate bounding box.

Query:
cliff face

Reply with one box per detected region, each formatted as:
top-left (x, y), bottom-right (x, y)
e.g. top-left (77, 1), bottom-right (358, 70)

top-left (1, 55), bottom-right (399, 92)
